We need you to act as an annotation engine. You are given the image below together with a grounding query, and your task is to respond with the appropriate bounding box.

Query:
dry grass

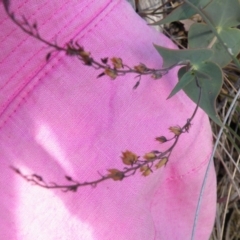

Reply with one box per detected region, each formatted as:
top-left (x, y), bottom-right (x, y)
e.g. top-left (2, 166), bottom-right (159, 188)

top-left (210, 66), bottom-right (240, 240)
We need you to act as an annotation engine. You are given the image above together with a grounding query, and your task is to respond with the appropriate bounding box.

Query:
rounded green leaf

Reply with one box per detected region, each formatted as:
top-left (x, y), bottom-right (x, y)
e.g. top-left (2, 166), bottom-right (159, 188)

top-left (152, 0), bottom-right (210, 25)
top-left (178, 62), bottom-right (223, 126)
top-left (189, 23), bottom-right (240, 67)
top-left (204, 0), bottom-right (240, 28)
top-left (167, 70), bottom-right (194, 99)
top-left (154, 44), bottom-right (213, 68)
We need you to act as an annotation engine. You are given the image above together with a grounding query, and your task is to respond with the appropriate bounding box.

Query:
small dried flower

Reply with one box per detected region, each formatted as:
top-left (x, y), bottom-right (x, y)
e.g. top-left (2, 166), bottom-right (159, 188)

top-left (107, 169), bottom-right (125, 181)
top-left (155, 157), bottom-right (168, 169)
top-left (151, 72), bottom-right (162, 79)
top-left (143, 152), bottom-right (156, 161)
top-left (79, 50), bottom-right (90, 58)
top-left (155, 136), bottom-right (167, 143)
top-left (121, 150), bottom-right (138, 165)
top-left (66, 46), bottom-right (78, 56)
top-left (79, 50), bottom-right (92, 65)
top-left (134, 64), bottom-right (147, 73)
top-left (111, 57), bottom-right (123, 69)
top-left (140, 166), bottom-right (152, 176)
top-left (104, 68), bottom-right (117, 79)
top-left (169, 126), bottom-right (182, 136)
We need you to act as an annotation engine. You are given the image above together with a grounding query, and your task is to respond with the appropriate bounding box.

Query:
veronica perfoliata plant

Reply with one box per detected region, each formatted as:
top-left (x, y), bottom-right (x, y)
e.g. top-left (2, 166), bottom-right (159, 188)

top-left (153, 0), bottom-right (240, 126)
top-left (3, 0), bottom-right (240, 193)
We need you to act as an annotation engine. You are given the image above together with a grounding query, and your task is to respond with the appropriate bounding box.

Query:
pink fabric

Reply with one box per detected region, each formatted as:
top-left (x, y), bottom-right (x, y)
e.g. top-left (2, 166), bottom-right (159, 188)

top-left (0, 0), bottom-right (216, 239)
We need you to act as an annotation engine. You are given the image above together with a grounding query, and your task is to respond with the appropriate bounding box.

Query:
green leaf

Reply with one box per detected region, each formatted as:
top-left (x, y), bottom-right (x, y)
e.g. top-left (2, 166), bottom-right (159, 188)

top-left (189, 23), bottom-right (240, 67)
top-left (167, 70), bottom-right (194, 99)
top-left (204, 0), bottom-right (240, 28)
top-left (168, 67), bottom-right (213, 99)
top-left (178, 62), bottom-right (223, 126)
top-left (188, 0), bottom-right (240, 67)
top-left (154, 44), bottom-right (213, 68)
top-left (152, 0), bottom-right (210, 25)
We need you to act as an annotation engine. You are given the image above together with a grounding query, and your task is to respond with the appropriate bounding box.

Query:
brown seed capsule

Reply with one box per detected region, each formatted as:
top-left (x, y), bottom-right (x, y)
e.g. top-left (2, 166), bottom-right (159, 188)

top-left (104, 68), bottom-right (117, 79)
top-left (107, 169), bottom-right (125, 181)
top-left (151, 72), bottom-right (162, 79)
top-left (169, 126), bottom-right (182, 136)
top-left (111, 57), bottom-right (123, 69)
top-left (155, 157), bottom-right (168, 169)
top-left (134, 64), bottom-right (147, 73)
top-left (140, 166), bottom-right (151, 176)
top-left (121, 150), bottom-right (138, 165)
top-left (79, 50), bottom-right (92, 65)
top-left (143, 152), bottom-right (156, 161)
top-left (155, 136), bottom-right (167, 143)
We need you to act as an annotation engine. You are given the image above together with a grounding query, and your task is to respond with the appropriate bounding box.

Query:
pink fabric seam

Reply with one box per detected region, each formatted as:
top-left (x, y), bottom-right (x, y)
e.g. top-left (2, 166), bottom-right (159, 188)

top-left (0, 1), bottom-right (49, 43)
top-left (0, 55), bottom-right (63, 130)
top-left (165, 151), bottom-right (212, 181)
top-left (0, 0), bottom-right (120, 129)
top-left (0, 0), bottom-right (71, 65)
top-left (0, 0), bottom-right (112, 93)
top-left (0, 0), bottom-right (106, 114)
top-left (150, 152), bottom-right (213, 240)
top-left (0, 0), bottom-right (30, 25)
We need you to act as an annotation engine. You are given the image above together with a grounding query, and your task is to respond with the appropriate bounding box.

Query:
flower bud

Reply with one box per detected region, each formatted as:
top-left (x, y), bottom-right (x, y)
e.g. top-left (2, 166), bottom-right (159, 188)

top-left (140, 166), bottom-right (152, 176)
top-left (155, 136), bottom-right (167, 143)
top-left (155, 157), bottom-right (168, 169)
top-left (143, 152), bottom-right (156, 160)
top-left (134, 64), bottom-right (147, 73)
top-left (111, 57), bottom-right (123, 69)
top-left (169, 126), bottom-right (182, 136)
top-left (107, 169), bottom-right (125, 181)
top-left (121, 150), bottom-right (138, 165)
top-left (104, 68), bottom-right (117, 79)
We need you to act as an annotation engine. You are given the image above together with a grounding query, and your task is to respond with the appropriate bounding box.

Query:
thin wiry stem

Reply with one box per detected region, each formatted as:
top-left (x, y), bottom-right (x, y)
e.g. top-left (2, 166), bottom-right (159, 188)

top-left (10, 76), bottom-right (202, 192)
top-left (4, 5), bottom-right (186, 87)
top-left (5, 2), bottom-right (202, 192)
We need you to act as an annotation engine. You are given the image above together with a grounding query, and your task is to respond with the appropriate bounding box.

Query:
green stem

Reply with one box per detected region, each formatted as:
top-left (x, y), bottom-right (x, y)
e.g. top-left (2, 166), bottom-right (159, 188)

top-left (184, 0), bottom-right (240, 70)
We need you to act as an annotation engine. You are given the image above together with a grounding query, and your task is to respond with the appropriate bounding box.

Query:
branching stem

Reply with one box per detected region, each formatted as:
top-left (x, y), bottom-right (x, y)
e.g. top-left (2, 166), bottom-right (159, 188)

top-left (4, 2), bottom-right (202, 192)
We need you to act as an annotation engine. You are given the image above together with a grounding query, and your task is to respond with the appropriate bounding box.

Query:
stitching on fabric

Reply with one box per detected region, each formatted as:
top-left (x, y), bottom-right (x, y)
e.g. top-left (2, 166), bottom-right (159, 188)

top-left (0, 1), bottom-right (49, 44)
top-left (0, 0), bottom-right (120, 128)
top-left (0, 1), bottom-right (69, 66)
top-left (165, 151), bottom-right (212, 181)
top-left (0, 0), bottom-right (93, 94)
top-left (0, 48), bottom-right (49, 115)
top-left (0, 56), bottom-right (63, 131)
top-left (0, 0), bottom-right (30, 25)
top-left (0, 0), bottom-right (96, 93)
top-left (0, 0), bottom-right (97, 116)
top-left (150, 150), bottom-right (213, 240)
top-left (75, 1), bottom-right (118, 41)
top-left (0, 2), bottom-right (69, 95)
top-left (0, 1), bottom-right (49, 45)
